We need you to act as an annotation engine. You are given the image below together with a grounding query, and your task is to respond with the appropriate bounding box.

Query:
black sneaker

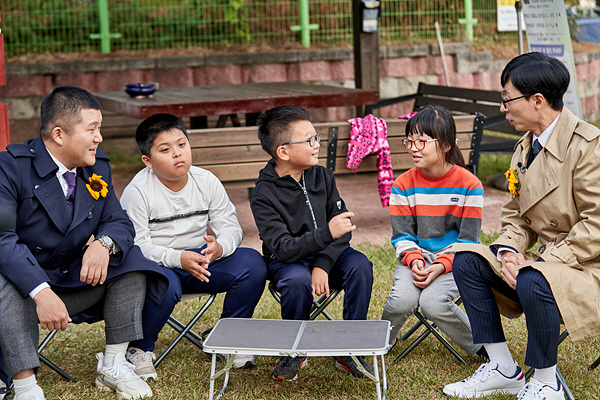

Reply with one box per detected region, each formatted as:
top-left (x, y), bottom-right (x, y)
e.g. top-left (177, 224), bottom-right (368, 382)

top-left (334, 356), bottom-right (375, 379)
top-left (272, 356), bottom-right (308, 381)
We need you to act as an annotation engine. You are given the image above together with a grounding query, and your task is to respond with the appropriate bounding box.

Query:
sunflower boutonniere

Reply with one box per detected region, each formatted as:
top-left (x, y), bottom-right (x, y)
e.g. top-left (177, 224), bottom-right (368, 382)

top-left (504, 168), bottom-right (520, 199)
top-left (86, 173), bottom-right (108, 200)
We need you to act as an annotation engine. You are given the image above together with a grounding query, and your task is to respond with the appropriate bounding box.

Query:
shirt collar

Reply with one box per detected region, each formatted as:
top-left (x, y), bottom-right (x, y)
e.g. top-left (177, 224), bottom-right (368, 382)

top-left (45, 146), bottom-right (77, 176)
top-left (534, 113), bottom-right (561, 148)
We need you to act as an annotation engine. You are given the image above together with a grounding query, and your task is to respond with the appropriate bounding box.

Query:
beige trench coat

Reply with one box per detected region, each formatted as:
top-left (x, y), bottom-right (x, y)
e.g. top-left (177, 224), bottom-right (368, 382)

top-left (454, 107), bottom-right (600, 343)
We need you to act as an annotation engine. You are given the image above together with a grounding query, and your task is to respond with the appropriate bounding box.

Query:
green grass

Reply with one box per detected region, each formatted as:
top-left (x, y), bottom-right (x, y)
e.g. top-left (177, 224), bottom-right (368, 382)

top-left (477, 152), bottom-right (512, 187)
top-left (36, 242), bottom-right (600, 400)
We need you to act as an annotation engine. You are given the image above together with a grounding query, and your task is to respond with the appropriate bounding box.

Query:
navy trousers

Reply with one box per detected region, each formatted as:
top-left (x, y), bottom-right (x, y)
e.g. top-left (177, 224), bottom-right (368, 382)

top-left (453, 252), bottom-right (561, 368)
top-left (130, 247), bottom-right (267, 352)
top-left (268, 247), bottom-right (373, 321)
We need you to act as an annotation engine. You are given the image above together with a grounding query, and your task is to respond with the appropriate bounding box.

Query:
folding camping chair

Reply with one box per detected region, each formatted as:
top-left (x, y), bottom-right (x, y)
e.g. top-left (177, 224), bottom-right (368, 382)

top-left (393, 297), bottom-right (466, 365)
top-left (38, 330), bottom-right (77, 382)
top-left (589, 355), bottom-right (600, 370)
top-left (268, 282), bottom-right (342, 321)
top-left (154, 292), bottom-right (217, 367)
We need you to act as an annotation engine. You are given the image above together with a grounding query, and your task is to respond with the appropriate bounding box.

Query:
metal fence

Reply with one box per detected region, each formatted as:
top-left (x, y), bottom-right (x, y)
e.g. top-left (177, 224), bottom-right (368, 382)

top-left (1, 1), bottom-right (512, 58)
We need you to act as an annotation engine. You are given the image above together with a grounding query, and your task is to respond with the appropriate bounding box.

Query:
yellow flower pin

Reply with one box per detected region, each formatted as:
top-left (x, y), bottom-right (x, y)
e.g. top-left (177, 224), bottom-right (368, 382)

top-left (86, 173), bottom-right (108, 200)
top-left (504, 168), bottom-right (520, 199)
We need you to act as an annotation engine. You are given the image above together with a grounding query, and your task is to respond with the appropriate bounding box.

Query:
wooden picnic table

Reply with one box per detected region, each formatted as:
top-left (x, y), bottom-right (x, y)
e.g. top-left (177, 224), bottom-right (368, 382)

top-left (94, 82), bottom-right (379, 128)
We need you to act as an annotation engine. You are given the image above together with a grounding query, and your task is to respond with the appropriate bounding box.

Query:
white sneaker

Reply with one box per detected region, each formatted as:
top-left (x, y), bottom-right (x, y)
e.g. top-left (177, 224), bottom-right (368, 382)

top-left (95, 352), bottom-right (153, 399)
top-left (517, 378), bottom-right (565, 400)
top-left (443, 362), bottom-right (525, 398)
top-left (13, 385), bottom-right (45, 400)
top-left (232, 354), bottom-right (255, 369)
top-left (126, 347), bottom-right (158, 382)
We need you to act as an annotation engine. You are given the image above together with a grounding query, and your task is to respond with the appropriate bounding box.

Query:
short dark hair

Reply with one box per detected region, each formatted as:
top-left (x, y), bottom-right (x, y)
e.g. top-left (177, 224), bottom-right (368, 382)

top-left (406, 105), bottom-right (465, 168)
top-left (257, 105), bottom-right (312, 158)
top-left (40, 86), bottom-right (101, 138)
top-left (135, 113), bottom-right (188, 156)
top-left (501, 52), bottom-right (569, 111)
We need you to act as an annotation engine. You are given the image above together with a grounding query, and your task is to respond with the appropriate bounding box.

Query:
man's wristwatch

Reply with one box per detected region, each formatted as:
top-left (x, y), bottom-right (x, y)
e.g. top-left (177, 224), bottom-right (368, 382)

top-left (96, 235), bottom-right (116, 255)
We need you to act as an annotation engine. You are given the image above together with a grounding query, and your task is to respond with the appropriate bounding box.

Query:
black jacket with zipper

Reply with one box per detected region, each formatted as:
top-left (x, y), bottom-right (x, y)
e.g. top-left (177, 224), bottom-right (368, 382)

top-left (250, 159), bottom-right (351, 273)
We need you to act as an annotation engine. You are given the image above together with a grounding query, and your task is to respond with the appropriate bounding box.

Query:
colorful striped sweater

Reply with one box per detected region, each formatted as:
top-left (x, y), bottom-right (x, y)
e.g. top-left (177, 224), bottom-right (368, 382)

top-left (390, 164), bottom-right (484, 273)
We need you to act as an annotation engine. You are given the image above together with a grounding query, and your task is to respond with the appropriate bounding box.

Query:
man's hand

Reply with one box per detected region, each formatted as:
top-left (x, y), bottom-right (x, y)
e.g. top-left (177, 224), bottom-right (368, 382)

top-left (328, 211), bottom-right (356, 239)
top-left (500, 251), bottom-right (525, 289)
top-left (412, 262), bottom-right (444, 289)
top-left (200, 235), bottom-right (223, 268)
top-left (34, 287), bottom-right (71, 331)
top-left (80, 240), bottom-right (110, 285)
top-left (180, 250), bottom-right (211, 282)
top-left (311, 267), bottom-right (330, 298)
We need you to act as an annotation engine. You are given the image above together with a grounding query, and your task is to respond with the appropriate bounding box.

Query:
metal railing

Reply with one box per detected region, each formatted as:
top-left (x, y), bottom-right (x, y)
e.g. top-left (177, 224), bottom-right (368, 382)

top-left (1, 1), bottom-right (511, 58)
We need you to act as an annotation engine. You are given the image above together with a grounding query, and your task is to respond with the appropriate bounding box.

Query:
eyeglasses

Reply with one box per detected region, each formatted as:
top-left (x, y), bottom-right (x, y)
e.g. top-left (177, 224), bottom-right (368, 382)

top-left (500, 94), bottom-right (527, 108)
top-left (281, 133), bottom-right (321, 147)
top-left (402, 138), bottom-right (438, 151)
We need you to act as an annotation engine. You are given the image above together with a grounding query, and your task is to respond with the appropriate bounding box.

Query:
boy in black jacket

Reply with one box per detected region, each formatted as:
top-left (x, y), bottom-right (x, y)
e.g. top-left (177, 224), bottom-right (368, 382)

top-left (250, 105), bottom-right (374, 381)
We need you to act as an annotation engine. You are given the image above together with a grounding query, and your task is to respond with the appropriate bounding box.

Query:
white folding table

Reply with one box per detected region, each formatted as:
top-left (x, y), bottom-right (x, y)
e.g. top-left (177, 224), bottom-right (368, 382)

top-left (203, 318), bottom-right (391, 400)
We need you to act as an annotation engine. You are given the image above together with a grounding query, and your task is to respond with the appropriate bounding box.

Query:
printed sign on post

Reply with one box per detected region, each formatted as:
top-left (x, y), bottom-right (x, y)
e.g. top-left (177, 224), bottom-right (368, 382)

top-left (497, 0), bottom-right (527, 31)
top-left (521, 0), bottom-right (582, 117)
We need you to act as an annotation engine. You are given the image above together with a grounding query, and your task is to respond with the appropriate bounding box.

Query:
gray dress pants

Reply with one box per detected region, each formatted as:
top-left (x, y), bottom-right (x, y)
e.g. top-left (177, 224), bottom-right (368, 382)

top-left (0, 272), bottom-right (146, 378)
top-left (382, 258), bottom-right (480, 355)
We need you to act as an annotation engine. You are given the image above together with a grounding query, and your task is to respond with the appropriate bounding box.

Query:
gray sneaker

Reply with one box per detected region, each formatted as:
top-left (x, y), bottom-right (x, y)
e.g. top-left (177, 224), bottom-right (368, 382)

top-left (272, 356), bottom-right (308, 381)
top-left (126, 347), bottom-right (158, 382)
top-left (334, 356), bottom-right (375, 379)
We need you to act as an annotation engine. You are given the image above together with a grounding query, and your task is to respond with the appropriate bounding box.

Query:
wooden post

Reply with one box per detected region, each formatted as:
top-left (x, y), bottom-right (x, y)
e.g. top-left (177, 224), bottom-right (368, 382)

top-left (0, 11), bottom-right (10, 151)
top-left (353, 0), bottom-right (380, 117)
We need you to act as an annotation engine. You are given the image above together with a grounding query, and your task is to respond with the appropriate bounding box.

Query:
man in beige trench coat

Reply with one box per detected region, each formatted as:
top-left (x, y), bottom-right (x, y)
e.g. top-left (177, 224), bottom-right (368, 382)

top-left (443, 52), bottom-right (600, 400)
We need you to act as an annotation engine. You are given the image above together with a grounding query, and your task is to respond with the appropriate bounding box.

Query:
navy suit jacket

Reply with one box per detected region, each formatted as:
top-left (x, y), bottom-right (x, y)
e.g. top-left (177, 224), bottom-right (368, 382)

top-left (0, 137), bottom-right (166, 305)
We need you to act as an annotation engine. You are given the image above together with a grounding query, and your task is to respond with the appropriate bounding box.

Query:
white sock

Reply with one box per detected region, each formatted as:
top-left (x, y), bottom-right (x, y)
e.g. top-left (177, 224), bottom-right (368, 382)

top-left (13, 374), bottom-right (44, 399)
top-left (533, 365), bottom-right (558, 389)
top-left (483, 342), bottom-right (518, 377)
top-left (103, 342), bottom-right (129, 368)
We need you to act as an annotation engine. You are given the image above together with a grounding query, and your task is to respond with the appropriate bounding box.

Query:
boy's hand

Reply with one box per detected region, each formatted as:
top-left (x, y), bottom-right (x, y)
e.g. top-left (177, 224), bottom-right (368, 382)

top-left (200, 235), bottom-right (223, 268)
top-left (180, 250), bottom-right (211, 282)
top-left (328, 211), bottom-right (356, 239)
top-left (80, 240), bottom-right (110, 286)
top-left (311, 267), bottom-right (330, 298)
top-left (413, 262), bottom-right (444, 289)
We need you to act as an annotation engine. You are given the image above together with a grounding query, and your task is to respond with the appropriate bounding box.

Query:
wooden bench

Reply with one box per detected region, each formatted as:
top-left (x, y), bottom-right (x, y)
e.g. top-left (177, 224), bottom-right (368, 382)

top-left (365, 82), bottom-right (521, 153)
top-left (188, 114), bottom-right (484, 188)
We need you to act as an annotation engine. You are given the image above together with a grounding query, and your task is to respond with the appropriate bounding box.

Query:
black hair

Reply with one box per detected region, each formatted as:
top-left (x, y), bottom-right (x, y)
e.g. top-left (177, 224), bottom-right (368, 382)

top-left (40, 86), bottom-right (101, 138)
top-left (500, 52), bottom-right (569, 111)
top-left (257, 105), bottom-right (312, 159)
top-left (135, 113), bottom-right (188, 156)
top-left (405, 105), bottom-right (465, 168)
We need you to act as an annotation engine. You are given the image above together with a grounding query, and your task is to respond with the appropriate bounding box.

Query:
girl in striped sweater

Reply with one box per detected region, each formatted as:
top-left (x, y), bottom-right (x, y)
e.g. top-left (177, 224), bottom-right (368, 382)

top-left (381, 105), bottom-right (486, 358)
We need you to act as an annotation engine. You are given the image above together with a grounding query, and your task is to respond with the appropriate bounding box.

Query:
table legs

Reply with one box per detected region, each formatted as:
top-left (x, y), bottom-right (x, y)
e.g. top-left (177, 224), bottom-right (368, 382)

top-left (208, 354), bottom-right (387, 400)
top-left (208, 354), bottom-right (235, 400)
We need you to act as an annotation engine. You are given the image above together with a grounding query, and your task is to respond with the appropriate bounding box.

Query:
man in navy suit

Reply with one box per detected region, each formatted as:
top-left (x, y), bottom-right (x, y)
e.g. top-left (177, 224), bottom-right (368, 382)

top-left (0, 87), bottom-right (166, 400)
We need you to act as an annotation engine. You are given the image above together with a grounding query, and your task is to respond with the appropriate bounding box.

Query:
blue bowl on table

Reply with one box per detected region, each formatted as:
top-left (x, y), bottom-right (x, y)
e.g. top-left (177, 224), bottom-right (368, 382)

top-left (124, 83), bottom-right (156, 97)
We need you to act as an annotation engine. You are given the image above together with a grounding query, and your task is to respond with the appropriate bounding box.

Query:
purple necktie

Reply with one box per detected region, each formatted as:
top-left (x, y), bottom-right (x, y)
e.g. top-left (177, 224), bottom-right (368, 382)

top-left (63, 171), bottom-right (76, 215)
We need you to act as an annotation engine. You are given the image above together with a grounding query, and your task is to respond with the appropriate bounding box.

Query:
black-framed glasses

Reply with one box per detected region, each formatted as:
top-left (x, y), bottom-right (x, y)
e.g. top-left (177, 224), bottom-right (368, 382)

top-left (281, 133), bottom-right (321, 147)
top-left (500, 94), bottom-right (527, 108)
top-left (402, 138), bottom-right (438, 151)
